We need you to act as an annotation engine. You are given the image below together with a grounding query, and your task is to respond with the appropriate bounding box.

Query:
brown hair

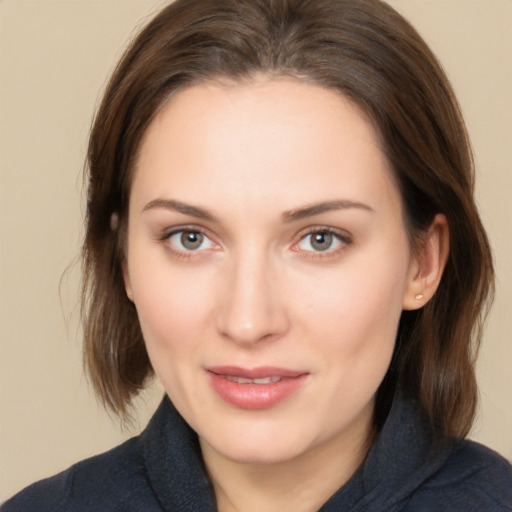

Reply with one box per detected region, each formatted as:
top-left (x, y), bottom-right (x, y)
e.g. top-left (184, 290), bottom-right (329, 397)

top-left (82, 0), bottom-right (494, 437)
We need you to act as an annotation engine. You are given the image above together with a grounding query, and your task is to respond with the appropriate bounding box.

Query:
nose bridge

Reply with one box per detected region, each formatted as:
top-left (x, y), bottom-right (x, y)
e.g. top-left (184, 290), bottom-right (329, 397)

top-left (216, 243), bottom-right (287, 345)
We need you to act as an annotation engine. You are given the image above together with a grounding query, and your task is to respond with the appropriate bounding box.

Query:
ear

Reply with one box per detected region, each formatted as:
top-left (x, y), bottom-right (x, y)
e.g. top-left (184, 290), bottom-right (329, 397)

top-left (402, 214), bottom-right (449, 310)
top-left (121, 259), bottom-right (134, 302)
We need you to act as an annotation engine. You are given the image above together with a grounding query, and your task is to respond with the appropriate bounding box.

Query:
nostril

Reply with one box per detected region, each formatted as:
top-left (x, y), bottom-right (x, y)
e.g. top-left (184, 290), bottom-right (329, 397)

top-left (215, 298), bottom-right (289, 346)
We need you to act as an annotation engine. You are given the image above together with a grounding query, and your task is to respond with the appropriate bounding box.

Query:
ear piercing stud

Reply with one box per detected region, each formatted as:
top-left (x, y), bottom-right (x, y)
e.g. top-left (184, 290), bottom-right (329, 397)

top-left (415, 294), bottom-right (424, 300)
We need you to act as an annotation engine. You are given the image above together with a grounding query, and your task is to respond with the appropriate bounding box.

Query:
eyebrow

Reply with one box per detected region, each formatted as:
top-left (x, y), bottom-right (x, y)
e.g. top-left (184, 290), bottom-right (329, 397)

top-left (142, 198), bottom-right (374, 224)
top-left (142, 199), bottom-right (218, 222)
top-left (283, 200), bottom-right (374, 223)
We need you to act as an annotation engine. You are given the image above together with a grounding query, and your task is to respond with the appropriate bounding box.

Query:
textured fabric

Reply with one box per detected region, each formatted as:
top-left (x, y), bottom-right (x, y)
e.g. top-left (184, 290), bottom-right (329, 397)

top-left (3, 394), bottom-right (512, 511)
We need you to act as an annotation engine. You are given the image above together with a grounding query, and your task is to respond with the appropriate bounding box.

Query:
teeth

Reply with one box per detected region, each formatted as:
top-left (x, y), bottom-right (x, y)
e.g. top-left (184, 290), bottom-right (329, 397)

top-left (224, 375), bottom-right (282, 384)
top-left (254, 376), bottom-right (281, 384)
top-left (225, 376), bottom-right (252, 384)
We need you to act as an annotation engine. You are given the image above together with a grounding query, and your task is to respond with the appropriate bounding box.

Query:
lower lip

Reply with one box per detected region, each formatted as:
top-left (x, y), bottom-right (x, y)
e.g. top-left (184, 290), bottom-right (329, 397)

top-left (207, 372), bottom-right (308, 410)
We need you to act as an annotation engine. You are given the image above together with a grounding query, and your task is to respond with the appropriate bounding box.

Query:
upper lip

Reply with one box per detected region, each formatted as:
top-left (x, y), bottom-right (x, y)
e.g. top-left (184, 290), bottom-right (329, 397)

top-left (206, 366), bottom-right (308, 379)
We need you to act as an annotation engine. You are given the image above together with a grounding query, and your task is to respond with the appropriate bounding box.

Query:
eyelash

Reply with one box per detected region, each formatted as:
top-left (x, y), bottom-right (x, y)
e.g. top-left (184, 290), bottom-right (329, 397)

top-left (159, 226), bottom-right (352, 260)
top-left (292, 227), bottom-right (352, 260)
top-left (159, 226), bottom-right (219, 260)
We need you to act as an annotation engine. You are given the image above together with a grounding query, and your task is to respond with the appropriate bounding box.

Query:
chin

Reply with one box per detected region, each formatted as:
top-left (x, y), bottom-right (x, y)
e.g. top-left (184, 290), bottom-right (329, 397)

top-left (198, 418), bottom-right (322, 466)
top-left (210, 438), bottom-right (310, 466)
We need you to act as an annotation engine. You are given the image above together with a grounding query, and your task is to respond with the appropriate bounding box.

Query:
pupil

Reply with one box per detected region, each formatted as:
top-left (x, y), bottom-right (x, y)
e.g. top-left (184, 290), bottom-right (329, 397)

top-left (181, 231), bottom-right (203, 250)
top-left (312, 232), bottom-right (332, 251)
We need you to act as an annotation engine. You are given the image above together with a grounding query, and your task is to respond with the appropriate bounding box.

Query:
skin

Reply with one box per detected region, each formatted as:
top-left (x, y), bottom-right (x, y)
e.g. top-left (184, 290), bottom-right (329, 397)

top-left (123, 79), bottom-right (448, 512)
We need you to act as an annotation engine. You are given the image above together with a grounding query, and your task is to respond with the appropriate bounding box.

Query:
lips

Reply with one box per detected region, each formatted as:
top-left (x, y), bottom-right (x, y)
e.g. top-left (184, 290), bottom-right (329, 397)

top-left (206, 366), bottom-right (308, 409)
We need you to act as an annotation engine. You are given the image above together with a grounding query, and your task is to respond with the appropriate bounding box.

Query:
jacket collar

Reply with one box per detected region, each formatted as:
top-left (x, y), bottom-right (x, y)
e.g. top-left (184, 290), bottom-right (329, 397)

top-left (141, 393), bottom-right (455, 512)
top-left (142, 397), bottom-right (216, 512)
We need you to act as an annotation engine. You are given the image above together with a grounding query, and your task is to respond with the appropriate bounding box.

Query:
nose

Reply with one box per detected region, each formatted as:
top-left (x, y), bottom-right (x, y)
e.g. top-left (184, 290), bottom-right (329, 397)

top-left (215, 249), bottom-right (289, 347)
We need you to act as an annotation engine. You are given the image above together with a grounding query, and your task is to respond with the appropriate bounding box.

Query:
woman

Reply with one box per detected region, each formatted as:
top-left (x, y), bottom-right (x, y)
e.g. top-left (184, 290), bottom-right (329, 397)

top-left (3, 0), bottom-right (511, 510)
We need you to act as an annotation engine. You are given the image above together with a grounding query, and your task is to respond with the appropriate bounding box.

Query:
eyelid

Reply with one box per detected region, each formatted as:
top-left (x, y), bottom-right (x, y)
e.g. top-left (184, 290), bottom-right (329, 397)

top-left (291, 226), bottom-right (353, 257)
top-left (159, 225), bottom-right (221, 258)
top-left (156, 224), bottom-right (351, 260)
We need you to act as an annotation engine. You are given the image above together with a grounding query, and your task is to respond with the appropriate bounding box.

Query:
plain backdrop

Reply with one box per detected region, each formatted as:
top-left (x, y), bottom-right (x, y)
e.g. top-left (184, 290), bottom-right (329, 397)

top-left (1, 0), bottom-right (511, 501)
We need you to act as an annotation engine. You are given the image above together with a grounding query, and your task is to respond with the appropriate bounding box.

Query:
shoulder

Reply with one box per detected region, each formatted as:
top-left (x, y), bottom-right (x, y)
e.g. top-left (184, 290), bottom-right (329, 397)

top-left (406, 439), bottom-right (512, 511)
top-left (1, 436), bottom-right (159, 512)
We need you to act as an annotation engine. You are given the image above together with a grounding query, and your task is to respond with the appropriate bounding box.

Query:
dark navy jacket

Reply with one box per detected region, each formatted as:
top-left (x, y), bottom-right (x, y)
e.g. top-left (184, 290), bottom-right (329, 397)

top-left (3, 394), bottom-right (512, 511)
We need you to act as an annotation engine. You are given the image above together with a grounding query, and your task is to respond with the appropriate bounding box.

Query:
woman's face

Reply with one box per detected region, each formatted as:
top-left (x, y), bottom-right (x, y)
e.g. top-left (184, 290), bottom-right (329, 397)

top-left (124, 79), bottom-right (420, 465)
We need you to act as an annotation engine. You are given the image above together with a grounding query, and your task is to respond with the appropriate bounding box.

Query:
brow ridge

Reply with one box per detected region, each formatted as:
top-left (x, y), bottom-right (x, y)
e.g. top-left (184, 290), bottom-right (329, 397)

top-left (143, 198), bottom-right (373, 224)
top-left (142, 199), bottom-right (218, 222)
top-left (283, 200), bottom-right (374, 223)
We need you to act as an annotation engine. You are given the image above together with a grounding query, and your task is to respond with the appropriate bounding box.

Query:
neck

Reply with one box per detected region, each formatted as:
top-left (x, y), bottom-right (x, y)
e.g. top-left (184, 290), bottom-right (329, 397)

top-left (200, 405), bottom-right (375, 512)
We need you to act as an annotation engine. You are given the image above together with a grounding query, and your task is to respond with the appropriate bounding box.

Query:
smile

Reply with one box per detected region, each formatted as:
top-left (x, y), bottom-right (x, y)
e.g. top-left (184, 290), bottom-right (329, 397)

top-left (206, 366), bottom-right (309, 409)
top-left (224, 375), bottom-right (282, 384)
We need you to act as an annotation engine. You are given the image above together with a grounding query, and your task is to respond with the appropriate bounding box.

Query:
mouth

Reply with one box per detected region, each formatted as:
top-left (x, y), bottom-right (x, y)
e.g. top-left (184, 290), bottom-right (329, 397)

top-left (223, 375), bottom-right (283, 384)
top-left (206, 366), bottom-right (309, 409)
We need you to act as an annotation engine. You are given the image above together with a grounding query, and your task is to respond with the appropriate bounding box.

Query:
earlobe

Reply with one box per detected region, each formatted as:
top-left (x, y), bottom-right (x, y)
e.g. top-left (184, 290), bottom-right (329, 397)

top-left (122, 259), bottom-right (134, 302)
top-left (403, 214), bottom-right (449, 310)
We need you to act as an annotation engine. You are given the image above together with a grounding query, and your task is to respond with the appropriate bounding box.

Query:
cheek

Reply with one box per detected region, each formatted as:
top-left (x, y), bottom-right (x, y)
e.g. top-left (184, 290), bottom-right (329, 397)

top-left (130, 264), bottom-right (218, 404)
top-left (290, 245), bottom-right (410, 367)
top-left (127, 247), bottom-right (216, 360)
top-left (140, 285), bottom-right (210, 341)
top-left (297, 258), bottom-right (407, 328)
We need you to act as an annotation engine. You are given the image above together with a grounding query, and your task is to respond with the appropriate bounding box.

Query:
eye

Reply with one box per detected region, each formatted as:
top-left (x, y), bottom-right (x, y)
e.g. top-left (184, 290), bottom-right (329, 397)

top-left (296, 229), bottom-right (348, 253)
top-left (167, 229), bottom-right (216, 252)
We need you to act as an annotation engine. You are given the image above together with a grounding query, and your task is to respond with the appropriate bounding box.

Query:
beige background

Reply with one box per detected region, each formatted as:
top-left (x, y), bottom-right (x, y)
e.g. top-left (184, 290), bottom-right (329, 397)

top-left (0, 0), bottom-right (511, 501)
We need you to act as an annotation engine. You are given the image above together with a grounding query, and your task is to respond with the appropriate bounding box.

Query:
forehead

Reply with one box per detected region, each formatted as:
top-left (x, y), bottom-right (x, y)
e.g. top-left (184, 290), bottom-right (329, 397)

top-left (131, 79), bottom-right (400, 216)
